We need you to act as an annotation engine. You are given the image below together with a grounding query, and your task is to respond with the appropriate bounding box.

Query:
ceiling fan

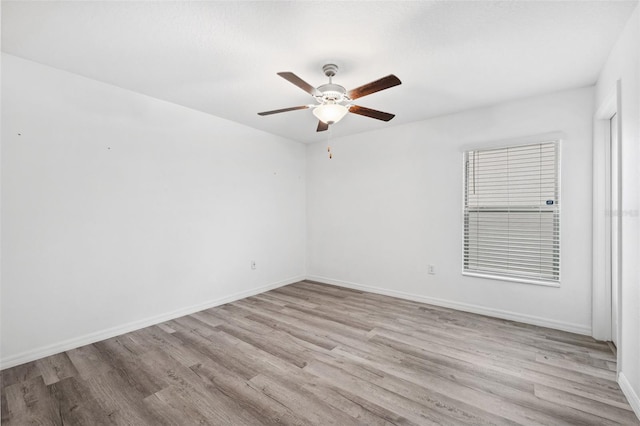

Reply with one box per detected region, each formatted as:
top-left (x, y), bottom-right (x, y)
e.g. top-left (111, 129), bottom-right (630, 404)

top-left (258, 64), bottom-right (401, 132)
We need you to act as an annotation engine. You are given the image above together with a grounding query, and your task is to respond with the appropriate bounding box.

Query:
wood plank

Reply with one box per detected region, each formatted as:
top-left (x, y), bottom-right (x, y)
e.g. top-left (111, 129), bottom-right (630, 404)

top-left (299, 382), bottom-right (415, 426)
top-left (35, 352), bottom-right (79, 385)
top-left (190, 311), bottom-right (225, 328)
top-left (248, 373), bottom-right (363, 426)
top-left (535, 384), bottom-right (639, 424)
top-left (0, 361), bottom-right (42, 389)
top-left (49, 377), bottom-right (112, 426)
top-left (322, 348), bottom-right (586, 426)
top-left (190, 360), bottom-right (309, 426)
top-left (370, 327), bottom-right (627, 406)
top-left (140, 350), bottom-right (264, 425)
top-left (1, 389), bottom-right (9, 423)
top-left (93, 336), bottom-right (167, 397)
top-left (333, 337), bottom-right (624, 425)
top-left (3, 376), bottom-right (61, 426)
top-left (304, 356), bottom-right (512, 425)
top-left (214, 322), bottom-right (319, 368)
top-left (127, 326), bottom-right (202, 367)
top-left (535, 352), bottom-right (617, 381)
top-left (244, 311), bottom-right (338, 350)
top-left (66, 344), bottom-right (113, 380)
top-left (83, 368), bottom-right (168, 425)
top-left (171, 330), bottom-right (261, 380)
top-left (155, 322), bottom-right (176, 334)
top-left (368, 334), bottom-right (626, 412)
top-left (171, 315), bottom-right (218, 337)
top-left (254, 291), bottom-right (318, 309)
top-left (142, 393), bottom-right (195, 425)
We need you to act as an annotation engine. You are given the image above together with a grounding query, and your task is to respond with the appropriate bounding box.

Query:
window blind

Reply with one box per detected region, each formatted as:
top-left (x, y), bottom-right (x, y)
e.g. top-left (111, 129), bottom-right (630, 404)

top-left (463, 141), bottom-right (560, 283)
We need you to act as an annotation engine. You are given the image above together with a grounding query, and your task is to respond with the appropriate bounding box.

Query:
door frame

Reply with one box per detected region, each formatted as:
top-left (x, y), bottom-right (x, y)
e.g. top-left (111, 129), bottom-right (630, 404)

top-left (592, 81), bottom-right (622, 372)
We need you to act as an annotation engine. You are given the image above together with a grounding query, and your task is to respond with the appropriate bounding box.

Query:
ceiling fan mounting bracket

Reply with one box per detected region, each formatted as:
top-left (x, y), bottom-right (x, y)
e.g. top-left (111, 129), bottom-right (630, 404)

top-left (322, 63), bottom-right (339, 78)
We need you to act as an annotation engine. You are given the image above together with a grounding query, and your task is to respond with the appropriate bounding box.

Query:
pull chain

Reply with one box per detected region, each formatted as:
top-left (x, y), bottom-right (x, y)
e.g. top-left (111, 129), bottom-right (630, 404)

top-left (327, 126), bottom-right (333, 159)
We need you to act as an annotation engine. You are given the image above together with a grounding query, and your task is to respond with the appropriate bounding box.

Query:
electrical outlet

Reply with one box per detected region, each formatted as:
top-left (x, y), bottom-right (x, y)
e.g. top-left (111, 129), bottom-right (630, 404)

top-left (251, 260), bottom-right (256, 270)
top-left (428, 265), bottom-right (435, 275)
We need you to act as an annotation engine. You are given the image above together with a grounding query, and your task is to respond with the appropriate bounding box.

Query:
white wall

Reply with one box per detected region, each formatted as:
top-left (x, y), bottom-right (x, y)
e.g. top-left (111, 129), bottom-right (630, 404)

top-left (0, 54), bottom-right (306, 368)
top-left (596, 4), bottom-right (640, 416)
top-left (307, 87), bottom-right (594, 334)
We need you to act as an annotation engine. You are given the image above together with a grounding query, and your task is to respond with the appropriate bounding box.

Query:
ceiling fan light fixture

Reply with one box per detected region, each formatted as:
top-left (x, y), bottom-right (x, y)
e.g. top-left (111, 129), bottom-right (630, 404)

top-left (313, 103), bottom-right (348, 125)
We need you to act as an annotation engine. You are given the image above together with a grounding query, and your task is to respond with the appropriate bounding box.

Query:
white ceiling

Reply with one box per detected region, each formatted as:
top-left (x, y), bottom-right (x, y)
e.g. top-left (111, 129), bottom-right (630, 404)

top-left (2, 1), bottom-right (637, 143)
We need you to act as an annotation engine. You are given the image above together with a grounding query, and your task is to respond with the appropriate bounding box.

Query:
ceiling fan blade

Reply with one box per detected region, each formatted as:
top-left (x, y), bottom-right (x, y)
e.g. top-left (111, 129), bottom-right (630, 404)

top-left (349, 105), bottom-right (395, 122)
top-left (347, 74), bottom-right (402, 100)
top-left (257, 105), bottom-right (310, 116)
top-left (277, 72), bottom-right (321, 97)
top-left (316, 120), bottom-right (329, 132)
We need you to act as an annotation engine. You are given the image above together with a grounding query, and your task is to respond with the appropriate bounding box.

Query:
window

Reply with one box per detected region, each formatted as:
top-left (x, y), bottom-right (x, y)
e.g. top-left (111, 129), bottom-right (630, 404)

top-left (463, 141), bottom-right (560, 285)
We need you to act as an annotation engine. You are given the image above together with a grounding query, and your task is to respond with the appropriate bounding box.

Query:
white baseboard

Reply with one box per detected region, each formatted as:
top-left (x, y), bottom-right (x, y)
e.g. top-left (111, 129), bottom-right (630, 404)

top-left (306, 275), bottom-right (591, 336)
top-left (1, 273), bottom-right (596, 370)
top-left (619, 372), bottom-right (640, 420)
top-left (0, 275), bottom-right (304, 370)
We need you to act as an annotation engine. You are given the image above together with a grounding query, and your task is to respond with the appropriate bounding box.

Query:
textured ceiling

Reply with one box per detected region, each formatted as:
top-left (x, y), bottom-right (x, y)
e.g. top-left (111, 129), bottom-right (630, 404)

top-left (2, 1), bottom-right (637, 143)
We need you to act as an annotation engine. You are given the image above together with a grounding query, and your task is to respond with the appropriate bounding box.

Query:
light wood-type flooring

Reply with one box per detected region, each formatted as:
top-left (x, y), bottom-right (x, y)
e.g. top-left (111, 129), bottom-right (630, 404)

top-left (2, 281), bottom-right (638, 425)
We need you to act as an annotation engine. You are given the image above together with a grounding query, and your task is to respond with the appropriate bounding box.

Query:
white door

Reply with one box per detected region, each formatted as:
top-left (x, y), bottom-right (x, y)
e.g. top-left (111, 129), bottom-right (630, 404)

top-left (610, 112), bottom-right (620, 347)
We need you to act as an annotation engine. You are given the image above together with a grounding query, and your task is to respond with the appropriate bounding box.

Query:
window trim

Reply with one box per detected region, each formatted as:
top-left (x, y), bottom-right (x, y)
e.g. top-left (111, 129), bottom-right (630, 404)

top-left (460, 138), bottom-right (562, 287)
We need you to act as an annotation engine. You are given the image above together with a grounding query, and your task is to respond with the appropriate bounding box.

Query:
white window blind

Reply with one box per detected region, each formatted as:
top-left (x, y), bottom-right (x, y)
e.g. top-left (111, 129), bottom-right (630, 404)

top-left (463, 141), bottom-right (560, 284)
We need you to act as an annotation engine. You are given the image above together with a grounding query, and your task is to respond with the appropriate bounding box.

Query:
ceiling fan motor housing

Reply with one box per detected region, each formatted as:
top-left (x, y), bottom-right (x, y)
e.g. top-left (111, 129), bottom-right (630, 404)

top-left (317, 83), bottom-right (347, 103)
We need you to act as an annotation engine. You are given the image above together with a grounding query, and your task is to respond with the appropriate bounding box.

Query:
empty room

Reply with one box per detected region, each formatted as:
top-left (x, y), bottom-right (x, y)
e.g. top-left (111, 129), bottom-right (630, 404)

top-left (2, 1), bottom-right (640, 424)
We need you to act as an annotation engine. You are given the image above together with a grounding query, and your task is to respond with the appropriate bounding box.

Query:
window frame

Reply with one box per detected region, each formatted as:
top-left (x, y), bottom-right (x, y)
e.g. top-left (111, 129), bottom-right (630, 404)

top-left (461, 139), bottom-right (562, 287)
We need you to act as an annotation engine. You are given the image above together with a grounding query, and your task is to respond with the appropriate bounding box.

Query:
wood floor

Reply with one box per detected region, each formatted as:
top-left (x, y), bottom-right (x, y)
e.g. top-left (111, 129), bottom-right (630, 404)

top-left (2, 281), bottom-right (638, 425)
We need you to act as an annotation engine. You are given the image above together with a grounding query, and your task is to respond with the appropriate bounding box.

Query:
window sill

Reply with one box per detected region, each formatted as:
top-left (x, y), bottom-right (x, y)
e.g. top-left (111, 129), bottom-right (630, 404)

top-left (462, 271), bottom-right (560, 288)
